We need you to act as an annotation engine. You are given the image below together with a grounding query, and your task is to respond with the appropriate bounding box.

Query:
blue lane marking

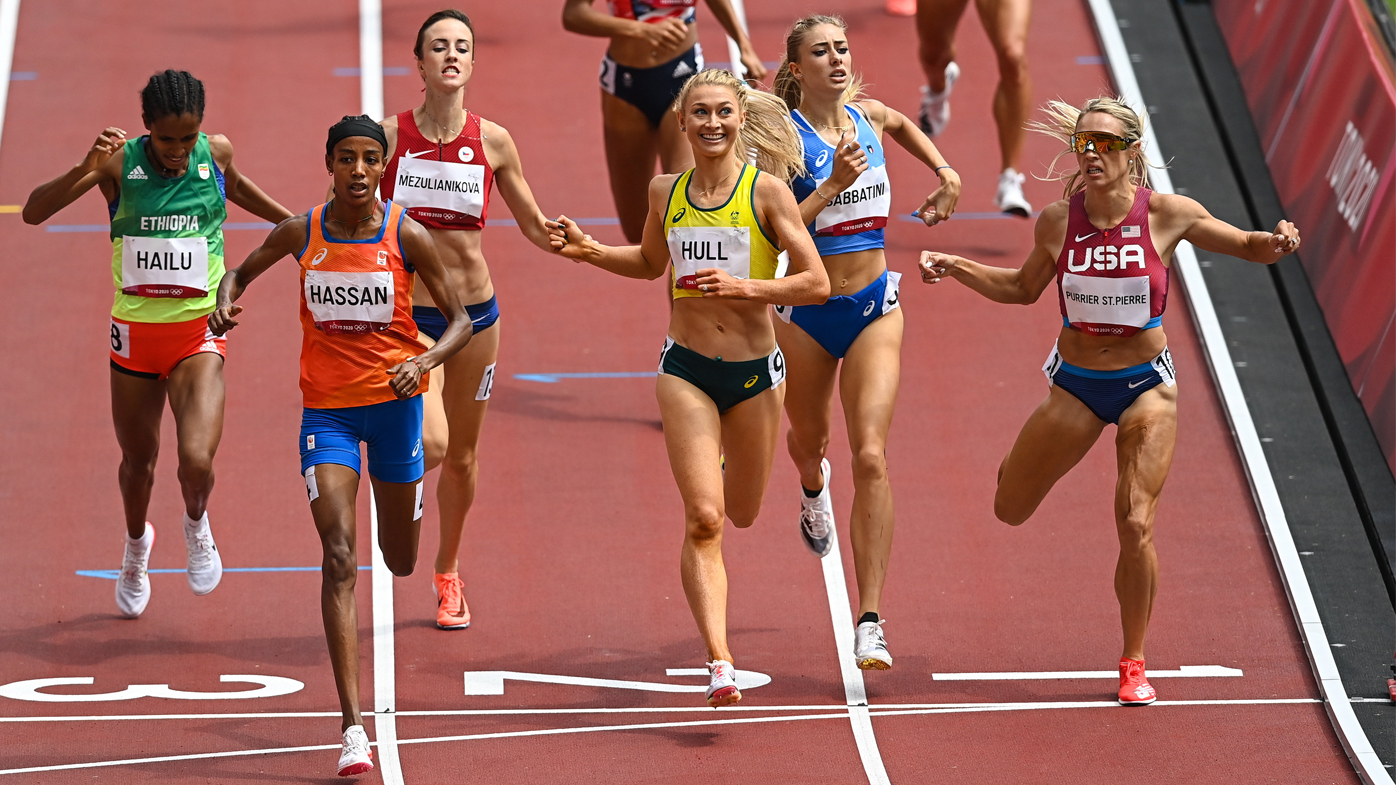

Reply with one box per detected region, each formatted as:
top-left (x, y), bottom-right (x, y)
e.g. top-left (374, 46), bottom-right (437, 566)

top-left (47, 222), bottom-right (274, 233)
top-left (334, 67), bottom-right (412, 76)
top-left (514, 372), bottom-right (657, 383)
top-left (11, 71), bottom-right (37, 81)
top-left (898, 211), bottom-right (1040, 222)
top-left (1076, 55), bottom-right (1107, 65)
top-left (77, 566), bottom-right (371, 580)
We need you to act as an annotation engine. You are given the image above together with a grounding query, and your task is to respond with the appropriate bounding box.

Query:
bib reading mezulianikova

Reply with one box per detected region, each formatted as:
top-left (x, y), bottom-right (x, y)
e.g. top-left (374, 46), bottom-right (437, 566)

top-left (304, 270), bottom-right (394, 334)
top-left (1060, 273), bottom-right (1151, 330)
top-left (392, 157), bottom-right (486, 217)
top-left (814, 164), bottom-right (891, 236)
top-left (120, 236), bottom-right (209, 298)
top-left (668, 226), bottom-right (751, 290)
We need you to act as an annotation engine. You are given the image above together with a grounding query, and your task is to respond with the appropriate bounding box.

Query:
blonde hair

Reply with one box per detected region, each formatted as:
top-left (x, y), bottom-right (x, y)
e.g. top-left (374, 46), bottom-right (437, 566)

top-left (672, 69), bottom-right (806, 182)
top-left (1029, 96), bottom-right (1159, 197)
top-left (772, 15), bottom-right (866, 112)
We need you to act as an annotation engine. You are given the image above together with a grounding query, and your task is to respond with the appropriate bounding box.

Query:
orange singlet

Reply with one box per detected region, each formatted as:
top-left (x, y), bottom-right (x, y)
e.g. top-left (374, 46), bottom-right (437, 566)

top-left (297, 201), bottom-right (428, 409)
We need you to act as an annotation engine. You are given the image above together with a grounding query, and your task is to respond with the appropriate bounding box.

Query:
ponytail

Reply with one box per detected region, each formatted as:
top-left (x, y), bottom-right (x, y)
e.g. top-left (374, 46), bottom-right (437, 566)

top-left (672, 69), bottom-right (806, 182)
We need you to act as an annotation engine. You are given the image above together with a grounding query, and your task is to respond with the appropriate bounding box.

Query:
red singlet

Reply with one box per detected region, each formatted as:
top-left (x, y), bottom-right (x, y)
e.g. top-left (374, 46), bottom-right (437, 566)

top-left (1055, 187), bottom-right (1169, 337)
top-left (381, 110), bottom-right (493, 231)
top-left (608, 0), bottom-right (696, 23)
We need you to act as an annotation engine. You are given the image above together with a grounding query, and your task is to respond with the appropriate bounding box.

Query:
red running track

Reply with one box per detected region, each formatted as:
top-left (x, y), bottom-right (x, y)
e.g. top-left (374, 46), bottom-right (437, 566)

top-left (0, 0), bottom-right (1361, 782)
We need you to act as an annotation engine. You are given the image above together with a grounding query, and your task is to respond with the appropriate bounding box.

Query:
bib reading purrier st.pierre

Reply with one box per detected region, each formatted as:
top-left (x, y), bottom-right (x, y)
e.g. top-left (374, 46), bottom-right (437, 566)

top-left (663, 164), bottom-right (781, 300)
top-left (109, 133), bottom-right (226, 324)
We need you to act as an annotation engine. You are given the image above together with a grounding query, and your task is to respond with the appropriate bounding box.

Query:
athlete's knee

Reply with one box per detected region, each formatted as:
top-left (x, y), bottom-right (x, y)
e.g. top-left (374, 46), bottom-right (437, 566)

top-left (685, 503), bottom-right (726, 541)
top-left (995, 45), bottom-right (1029, 84)
top-left (1116, 508), bottom-right (1155, 549)
top-left (383, 551), bottom-right (415, 578)
top-left (726, 503), bottom-right (758, 530)
top-left (176, 450), bottom-right (215, 487)
top-left (440, 447), bottom-right (479, 480)
top-left (119, 448), bottom-right (159, 481)
top-left (422, 434), bottom-right (447, 473)
top-left (850, 444), bottom-right (888, 485)
top-left (322, 540), bottom-right (358, 586)
top-left (993, 492), bottom-right (1032, 526)
top-left (787, 427), bottom-right (829, 463)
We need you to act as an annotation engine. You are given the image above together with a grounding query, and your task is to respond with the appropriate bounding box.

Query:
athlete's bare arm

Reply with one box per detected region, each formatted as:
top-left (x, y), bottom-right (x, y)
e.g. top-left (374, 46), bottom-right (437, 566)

top-left (548, 173), bottom-right (678, 280)
top-left (207, 214), bottom-right (310, 335)
top-left (561, 0), bottom-right (687, 49)
top-left (395, 216), bottom-right (473, 397)
top-left (862, 99), bottom-right (960, 224)
top-left (22, 127), bottom-right (126, 224)
top-left (696, 172), bottom-right (827, 305)
top-left (1149, 192), bottom-right (1300, 264)
top-left (482, 120), bottom-right (552, 253)
top-left (700, 0), bottom-right (766, 79)
top-left (918, 199), bottom-right (1065, 303)
top-left (208, 135), bottom-right (295, 224)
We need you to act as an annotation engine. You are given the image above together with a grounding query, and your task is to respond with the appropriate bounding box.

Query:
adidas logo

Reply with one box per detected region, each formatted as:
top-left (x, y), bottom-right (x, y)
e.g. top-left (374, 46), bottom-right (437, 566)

top-left (127, 166), bottom-right (148, 180)
top-left (672, 61), bottom-right (694, 79)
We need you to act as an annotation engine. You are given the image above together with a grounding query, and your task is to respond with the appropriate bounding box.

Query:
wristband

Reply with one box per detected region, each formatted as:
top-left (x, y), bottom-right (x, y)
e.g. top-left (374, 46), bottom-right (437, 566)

top-left (814, 188), bottom-right (834, 205)
top-left (409, 356), bottom-right (427, 375)
top-left (934, 165), bottom-right (954, 174)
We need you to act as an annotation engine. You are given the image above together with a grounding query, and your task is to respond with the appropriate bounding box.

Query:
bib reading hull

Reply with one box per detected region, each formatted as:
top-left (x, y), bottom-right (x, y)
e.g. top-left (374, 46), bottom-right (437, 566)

top-left (663, 165), bottom-right (780, 299)
top-left (668, 227), bottom-right (752, 289)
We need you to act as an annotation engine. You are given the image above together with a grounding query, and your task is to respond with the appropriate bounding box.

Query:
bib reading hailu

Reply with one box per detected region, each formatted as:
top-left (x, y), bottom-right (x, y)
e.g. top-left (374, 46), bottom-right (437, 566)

top-left (296, 201), bottom-right (428, 409)
top-left (664, 164), bottom-right (781, 300)
top-left (1055, 187), bottom-right (1169, 337)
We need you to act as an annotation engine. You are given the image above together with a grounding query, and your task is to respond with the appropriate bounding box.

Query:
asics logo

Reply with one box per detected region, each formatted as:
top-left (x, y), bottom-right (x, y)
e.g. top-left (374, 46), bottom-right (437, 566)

top-left (672, 207), bottom-right (686, 223)
top-left (863, 301), bottom-right (875, 317)
top-left (814, 151), bottom-right (829, 168)
top-left (744, 375), bottom-right (759, 389)
top-left (1074, 232), bottom-right (1098, 242)
top-left (412, 439), bottom-right (421, 457)
top-left (311, 248), bottom-right (328, 265)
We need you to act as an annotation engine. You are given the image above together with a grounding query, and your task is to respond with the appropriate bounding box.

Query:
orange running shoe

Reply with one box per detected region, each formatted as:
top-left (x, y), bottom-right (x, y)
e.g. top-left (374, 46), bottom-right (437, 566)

top-left (1118, 658), bottom-right (1157, 705)
top-left (885, 0), bottom-right (916, 16)
top-left (433, 572), bottom-right (471, 630)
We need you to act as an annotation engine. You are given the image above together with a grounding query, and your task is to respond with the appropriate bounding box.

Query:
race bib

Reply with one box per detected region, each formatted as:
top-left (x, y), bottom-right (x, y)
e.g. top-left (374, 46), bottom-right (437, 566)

top-left (668, 226), bottom-right (750, 289)
top-left (392, 156), bottom-right (486, 218)
top-left (120, 236), bottom-right (209, 298)
top-left (1061, 273), bottom-right (1150, 331)
top-left (882, 271), bottom-right (902, 314)
top-left (304, 270), bottom-right (394, 333)
top-left (814, 164), bottom-right (891, 236)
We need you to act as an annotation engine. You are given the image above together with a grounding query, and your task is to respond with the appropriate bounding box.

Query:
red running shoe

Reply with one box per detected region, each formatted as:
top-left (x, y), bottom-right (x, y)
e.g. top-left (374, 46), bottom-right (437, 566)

top-left (433, 572), bottom-right (471, 630)
top-left (1118, 658), bottom-right (1157, 705)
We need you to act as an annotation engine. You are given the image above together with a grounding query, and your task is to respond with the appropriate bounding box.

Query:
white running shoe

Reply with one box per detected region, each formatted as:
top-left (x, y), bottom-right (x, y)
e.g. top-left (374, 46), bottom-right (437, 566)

top-left (705, 660), bottom-right (742, 707)
top-left (799, 459), bottom-right (835, 558)
top-left (336, 724), bottom-right (374, 777)
top-left (918, 61), bottom-right (960, 137)
top-left (854, 619), bottom-right (893, 671)
top-left (994, 168), bottom-right (1033, 217)
top-left (116, 524), bottom-right (154, 618)
top-left (183, 511), bottom-right (222, 596)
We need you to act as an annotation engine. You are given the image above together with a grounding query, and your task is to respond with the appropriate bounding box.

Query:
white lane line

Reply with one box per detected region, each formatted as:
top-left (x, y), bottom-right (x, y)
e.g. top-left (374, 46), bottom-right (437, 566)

top-left (358, 0), bottom-right (384, 120)
top-left (819, 527), bottom-right (892, 785)
top-left (1086, 2), bottom-right (1390, 783)
top-left (368, 488), bottom-right (404, 785)
top-left (723, 0), bottom-right (749, 79)
top-left (0, 0), bottom-right (21, 155)
top-left (933, 665), bottom-right (1243, 681)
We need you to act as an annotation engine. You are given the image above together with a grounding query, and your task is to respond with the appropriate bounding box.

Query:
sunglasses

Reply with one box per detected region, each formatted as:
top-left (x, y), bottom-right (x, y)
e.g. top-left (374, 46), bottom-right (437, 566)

top-left (1070, 131), bottom-right (1135, 153)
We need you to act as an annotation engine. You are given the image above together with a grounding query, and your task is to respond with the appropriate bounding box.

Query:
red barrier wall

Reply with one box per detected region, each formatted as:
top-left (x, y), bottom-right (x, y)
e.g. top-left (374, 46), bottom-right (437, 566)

top-left (1213, 0), bottom-right (1396, 472)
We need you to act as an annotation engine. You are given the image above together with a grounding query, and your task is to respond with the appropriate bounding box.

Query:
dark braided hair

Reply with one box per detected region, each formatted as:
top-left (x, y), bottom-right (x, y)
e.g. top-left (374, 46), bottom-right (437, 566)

top-left (413, 9), bottom-right (474, 60)
top-left (140, 70), bottom-right (206, 122)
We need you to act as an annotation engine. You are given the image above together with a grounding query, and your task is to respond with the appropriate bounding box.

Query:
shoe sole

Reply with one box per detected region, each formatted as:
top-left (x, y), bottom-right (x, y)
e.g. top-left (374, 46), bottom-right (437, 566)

top-left (436, 620), bottom-right (471, 630)
top-left (1118, 695), bottom-right (1157, 706)
top-left (337, 761), bottom-right (374, 777)
top-left (858, 657), bottom-right (892, 671)
top-left (707, 687), bottom-right (742, 707)
top-left (1001, 205), bottom-right (1031, 218)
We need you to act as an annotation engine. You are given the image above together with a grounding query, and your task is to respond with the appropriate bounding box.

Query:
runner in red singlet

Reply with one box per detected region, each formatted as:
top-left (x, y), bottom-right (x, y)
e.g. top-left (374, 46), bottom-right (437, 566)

top-left (918, 97), bottom-right (1300, 706)
top-left (379, 10), bottom-right (557, 631)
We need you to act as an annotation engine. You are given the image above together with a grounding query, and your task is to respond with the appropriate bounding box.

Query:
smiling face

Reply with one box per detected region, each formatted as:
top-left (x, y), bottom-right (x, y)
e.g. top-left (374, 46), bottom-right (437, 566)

top-left (326, 137), bottom-right (385, 209)
top-left (1074, 111), bottom-right (1138, 187)
top-left (417, 18), bottom-right (474, 93)
top-left (680, 84), bottom-right (744, 161)
top-left (792, 23), bottom-right (851, 100)
top-left (143, 112), bottom-right (201, 175)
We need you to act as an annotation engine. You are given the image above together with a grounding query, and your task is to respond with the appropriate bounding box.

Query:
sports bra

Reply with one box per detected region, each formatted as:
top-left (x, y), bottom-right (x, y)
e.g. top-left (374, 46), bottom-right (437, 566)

top-left (608, 0), bottom-right (696, 24)
top-left (789, 104), bottom-right (890, 257)
top-left (380, 110), bottom-right (493, 231)
top-left (663, 164), bottom-right (781, 300)
top-left (1055, 187), bottom-right (1169, 337)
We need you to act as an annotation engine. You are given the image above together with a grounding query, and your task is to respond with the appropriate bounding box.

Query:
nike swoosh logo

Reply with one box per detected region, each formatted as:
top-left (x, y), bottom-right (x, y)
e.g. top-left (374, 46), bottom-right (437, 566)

top-left (1128, 379), bottom-right (1148, 389)
top-left (403, 149), bottom-right (432, 159)
top-left (1075, 232), bottom-right (1097, 242)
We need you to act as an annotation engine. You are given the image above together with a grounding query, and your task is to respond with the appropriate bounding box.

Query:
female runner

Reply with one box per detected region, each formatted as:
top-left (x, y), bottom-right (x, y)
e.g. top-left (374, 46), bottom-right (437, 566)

top-left (378, 9), bottom-right (556, 631)
top-left (563, 0), bottom-right (768, 242)
top-left (918, 97), bottom-right (1301, 705)
top-left (22, 70), bottom-right (292, 618)
top-left (550, 70), bottom-right (828, 706)
top-left (770, 15), bottom-right (960, 671)
top-left (209, 116), bottom-right (472, 775)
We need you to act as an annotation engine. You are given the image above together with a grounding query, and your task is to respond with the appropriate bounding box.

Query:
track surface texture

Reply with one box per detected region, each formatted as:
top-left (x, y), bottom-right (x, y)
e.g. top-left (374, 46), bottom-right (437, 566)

top-left (0, 0), bottom-right (1367, 782)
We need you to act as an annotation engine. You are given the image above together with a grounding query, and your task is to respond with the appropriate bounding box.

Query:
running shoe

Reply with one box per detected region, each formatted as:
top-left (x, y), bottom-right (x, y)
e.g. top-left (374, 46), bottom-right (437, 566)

top-left (1118, 658), bottom-right (1157, 706)
top-left (116, 524), bottom-right (154, 618)
top-left (854, 619), bottom-right (893, 670)
top-left (336, 724), bottom-right (374, 777)
top-left (433, 572), bottom-right (471, 630)
top-left (918, 61), bottom-right (960, 137)
top-left (799, 459), bottom-right (835, 558)
top-left (706, 660), bottom-right (742, 707)
top-left (994, 168), bottom-right (1033, 217)
top-left (183, 512), bottom-right (222, 596)
top-left (885, 0), bottom-right (916, 16)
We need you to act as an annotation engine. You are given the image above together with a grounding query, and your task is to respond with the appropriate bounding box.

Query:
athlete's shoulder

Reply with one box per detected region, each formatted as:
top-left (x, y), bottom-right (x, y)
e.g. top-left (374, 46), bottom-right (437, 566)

top-left (1034, 198), bottom-right (1071, 234)
top-left (851, 98), bottom-right (888, 123)
top-left (478, 116), bottom-right (511, 148)
top-left (206, 133), bottom-right (234, 168)
top-left (751, 167), bottom-right (793, 199)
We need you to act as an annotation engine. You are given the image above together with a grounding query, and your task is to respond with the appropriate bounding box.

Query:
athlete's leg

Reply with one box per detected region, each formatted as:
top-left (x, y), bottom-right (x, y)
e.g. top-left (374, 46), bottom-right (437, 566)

top-left (719, 385), bottom-right (785, 528)
top-left (657, 104), bottom-right (695, 176)
top-left (838, 309), bottom-right (903, 616)
top-left (602, 91), bottom-right (660, 243)
top-left (110, 370), bottom-right (168, 540)
top-left (916, 0), bottom-right (972, 90)
top-left (993, 385), bottom-right (1106, 525)
top-left (369, 474), bottom-right (424, 578)
top-left (307, 462), bottom-right (366, 732)
top-left (657, 374), bottom-right (731, 663)
top-left (975, 0), bottom-right (1033, 172)
top-left (418, 334), bottom-right (448, 472)
top-left (775, 318), bottom-right (839, 494)
top-left (165, 353), bottom-right (225, 520)
top-left (433, 321), bottom-right (501, 575)
top-left (1112, 383), bottom-right (1177, 660)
